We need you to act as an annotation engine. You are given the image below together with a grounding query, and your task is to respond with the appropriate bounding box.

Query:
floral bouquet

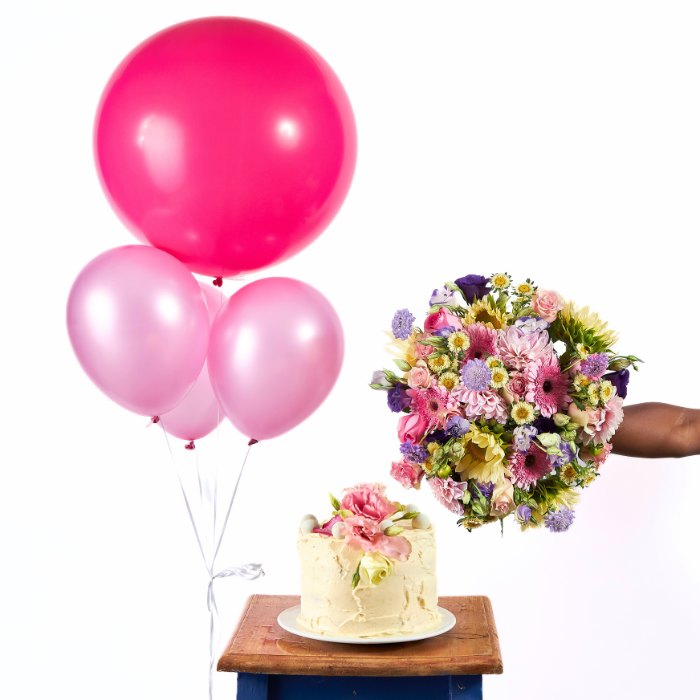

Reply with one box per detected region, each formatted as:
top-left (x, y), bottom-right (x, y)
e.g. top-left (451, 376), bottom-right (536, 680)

top-left (370, 273), bottom-right (639, 532)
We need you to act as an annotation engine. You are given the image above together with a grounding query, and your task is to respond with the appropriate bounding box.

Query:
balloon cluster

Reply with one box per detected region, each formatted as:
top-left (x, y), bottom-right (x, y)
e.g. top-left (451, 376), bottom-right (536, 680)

top-left (67, 17), bottom-right (355, 442)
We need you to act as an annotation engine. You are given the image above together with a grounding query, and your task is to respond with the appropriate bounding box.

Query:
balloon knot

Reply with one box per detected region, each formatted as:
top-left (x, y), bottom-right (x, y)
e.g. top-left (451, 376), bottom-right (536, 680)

top-left (213, 277), bottom-right (223, 287)
top-left (151, 416), bottom-right (160, 424)
top-left (248, 438), bottom-right (259, 447)
top-left (185, 441), bottom-right (195, 450)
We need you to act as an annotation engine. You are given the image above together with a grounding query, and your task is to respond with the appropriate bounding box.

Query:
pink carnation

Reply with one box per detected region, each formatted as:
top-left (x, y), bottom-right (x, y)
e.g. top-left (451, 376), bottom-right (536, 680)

top-left (390, 460), bottom-right (424, 489)
top-left (424, 308), bottom-right (464, 333)
top-left (497, 327), bottom-right (554, 371)
top-left (341, 484), bottom-right (397, 521)
top-left (339, 515), bottom-right (411, 561)
top-left (583, 396), bottom-right (624, 445)
top-left (428, 476), bottom-right (468, 515)
top-left (456, 388), bottom-right (509, 424)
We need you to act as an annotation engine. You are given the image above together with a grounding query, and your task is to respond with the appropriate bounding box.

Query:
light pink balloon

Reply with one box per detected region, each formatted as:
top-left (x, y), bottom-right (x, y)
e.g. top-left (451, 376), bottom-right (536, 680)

top-left (160, 284), bottom-right (226, 441)
top-left (67, 245), bottom-right (210, 416)
top-left (208, 278), bottom-right (344, 440)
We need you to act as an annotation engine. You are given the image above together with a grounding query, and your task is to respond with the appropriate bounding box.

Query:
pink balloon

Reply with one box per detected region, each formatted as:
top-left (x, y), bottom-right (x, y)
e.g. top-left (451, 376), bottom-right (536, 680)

top-left (160, 284), bottom-right (226, 441)
top-left (208, 278), bottom-right (344, 440)
top-left (67, 246), bottom-right (210, 416)
top-left (95, 17), bottom-right (357, 278)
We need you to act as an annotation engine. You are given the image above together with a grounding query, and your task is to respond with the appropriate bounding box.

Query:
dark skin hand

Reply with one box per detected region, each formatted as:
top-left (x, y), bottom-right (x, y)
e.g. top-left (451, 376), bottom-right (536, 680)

top-left (612, 403), bottom-right (700, 458)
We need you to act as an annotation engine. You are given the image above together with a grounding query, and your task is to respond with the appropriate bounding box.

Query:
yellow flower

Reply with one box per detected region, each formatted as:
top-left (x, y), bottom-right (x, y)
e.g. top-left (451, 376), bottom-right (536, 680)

top-left (447, 331), bottom-right (470, 354)
top-left (511, 401), bottom-right (535, 425)
top-left (561, 464), bottom-right (578, 484)
top-left (358, 552), bottom-right (394, 587)
top-left (490, 366), bottom-right (509, 389)
top-left (560, 303), bottom-right (619, 347)
top-left (535, 486), bottom-right (580, 516)
top-left (599, 380), bottom-right (615, 403)
top-left (439, 371), bottom-right (460, 391)
top-left (464, 297), bottom-right (511, 329)
top-left (490, 273), bottom-right (511, 291)
top-left (515, 282), bottom-right (534, 296)
top-left (587, 383), bottom-right (600, 406)
top-left (456, 426), bottom-right (507, 484)
top-left (572, 373), bottom-right (590, 391)
top-left (428, 354), bottom-right (451, 373)
top-left (485, 356), bottom-right (504, 369)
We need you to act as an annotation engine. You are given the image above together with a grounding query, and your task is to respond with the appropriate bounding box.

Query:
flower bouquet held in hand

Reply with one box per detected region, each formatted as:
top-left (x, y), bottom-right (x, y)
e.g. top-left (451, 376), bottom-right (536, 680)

top-left (371, 274), bottom-right (640, 532)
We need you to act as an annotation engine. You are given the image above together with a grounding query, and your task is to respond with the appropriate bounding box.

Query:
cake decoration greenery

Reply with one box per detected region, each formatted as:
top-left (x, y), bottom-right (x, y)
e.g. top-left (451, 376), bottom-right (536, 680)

top-left (299, 483), bottom-right (430, 588)
top-left (371, 273), bottom-right (640, 532)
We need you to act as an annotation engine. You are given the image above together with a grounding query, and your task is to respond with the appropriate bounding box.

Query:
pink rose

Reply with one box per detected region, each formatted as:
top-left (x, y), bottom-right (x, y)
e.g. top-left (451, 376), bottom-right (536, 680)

top-left (390, 460), bottom-right (424, 489)
top-left (490, 480), bottom-right (515, 517)
top-left (341, 484), bottom-right (396, 521)
top-left (424, 309), bottom-right (464, 333)
top-left (532, 289), bottom-right (564, 323)
top-left (397, 413), bottom-right (430, 443)
top-left (504, 371), bottom-right (527, 402)
top-left (340, 515), bottom-right (411, 561)
top-left (407, 362), bottom-right (431, 389)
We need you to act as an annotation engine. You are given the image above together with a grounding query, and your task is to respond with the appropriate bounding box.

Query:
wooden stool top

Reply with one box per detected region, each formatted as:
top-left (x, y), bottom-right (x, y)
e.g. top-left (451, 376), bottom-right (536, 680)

top-left (218, 594), bottom-right (503, 677)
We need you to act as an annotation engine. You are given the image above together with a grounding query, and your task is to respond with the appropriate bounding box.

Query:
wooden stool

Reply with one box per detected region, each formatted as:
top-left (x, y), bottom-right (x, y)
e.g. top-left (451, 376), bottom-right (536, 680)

top-left (218, 594), bottom-right (503, 699)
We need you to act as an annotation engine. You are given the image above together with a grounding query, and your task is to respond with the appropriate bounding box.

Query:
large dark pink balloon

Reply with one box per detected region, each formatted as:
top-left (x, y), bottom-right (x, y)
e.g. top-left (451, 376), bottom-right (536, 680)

top-left (160, 284), bottom-right (226, 441)
top-left (67, 246), bottom-right (210, 416)
top-left (95, 17), bottom-right (357, 278)
top-left (208, 278), bottom-right (344, 440)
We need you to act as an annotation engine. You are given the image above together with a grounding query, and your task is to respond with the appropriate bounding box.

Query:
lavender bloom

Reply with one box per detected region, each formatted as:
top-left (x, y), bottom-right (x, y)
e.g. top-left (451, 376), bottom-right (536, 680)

top-left (400, 441), bottom-right (430, 464)
top-left (514, 315), bottom-right (549, 333)
top-left (549, 442), bottom-right (575, 469)
top-left (580, 353), bottom-right (609, 380)
top-left (454, 274), bottom-right (490, 303)
top-left (516, 504), bottom-right (532, 523)
top-left (461, 359), bottom-right (492, 391)
top-left (446, 415), bottom-right (471, 437)
top-left (387, 385), bottom-right (412, 412)
top-left (430, 286), bottom-right (457, 306)
top-left (391, 308), bottom-right (415, 340)
top-left (513, 425), bottom-right (538, 452)
top-left (435, 325), bottom-right (457, 337)
top-left (604, 369), bottom-right (630, 399)
top-left (544, 507), bottom-right (575, 532)
top-left (471, 482), bottom-right (494, 500)
top-left (370, 370), bottom-right (392, 388)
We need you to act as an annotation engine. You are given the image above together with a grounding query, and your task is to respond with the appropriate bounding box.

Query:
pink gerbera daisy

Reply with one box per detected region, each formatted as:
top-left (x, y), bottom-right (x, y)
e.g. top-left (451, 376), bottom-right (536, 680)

top-left (464, 323), bottom-right (498, 361)
top-left (525, 358), bottom-right (569, 417)
top-left (509, 446), bottom-right (552, 488)
top-left (497, 327), bottom-right (554, 371)
top-left (408, 385), bottom-right (457, 429)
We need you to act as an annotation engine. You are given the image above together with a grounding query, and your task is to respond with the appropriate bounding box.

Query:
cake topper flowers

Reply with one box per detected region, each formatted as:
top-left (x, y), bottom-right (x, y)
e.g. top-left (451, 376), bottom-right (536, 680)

top-left (371, 273), bottom-right (640, 532)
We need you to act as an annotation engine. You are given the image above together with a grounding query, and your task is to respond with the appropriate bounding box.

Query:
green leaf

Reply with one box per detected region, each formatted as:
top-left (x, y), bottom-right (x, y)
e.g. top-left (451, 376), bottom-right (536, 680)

top-left (400, 511), bottom-right (420, 520)
top-left (351, 564), bottom-right (361, 589)
top-left (369, 383), bottom-right (390, 390)
top-left (418, 337), bottom-right (447, 348)
top-left (329, 493), bottom-right (341, 511)
top-left (462, 490), bottom-right (472, 505)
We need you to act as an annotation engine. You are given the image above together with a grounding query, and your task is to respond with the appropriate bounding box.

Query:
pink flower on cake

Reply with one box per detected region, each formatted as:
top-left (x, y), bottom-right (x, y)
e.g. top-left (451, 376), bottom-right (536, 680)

top-left (508, 446), bottom-right (552, 488)
top-left (397, 412), bottom-right (430, 443)
top-left (312, 514), bottom-right (343, 536)
top-left (532, 289), bottom-right (564, 323)
top-left (407, 362), bottom-right (432, 389)
top-left (497, 326), bottom-right (554, 371)
top-left (463, 323), bottom-right (497, 362)
top-left (457, 388), bottom-right (509, 424)
top-left (341, 483), bottom-right (397, 521)
top-left (340, 515), bottom-right (411, 561)
top-left (525, 356), bottom-right (570, 417)
top-left (582, 395), bottom-right (624, 445)
top-left (390, 460), bottom-right (424, 489)
top-left (428, 476), bottom-right (468, 514)
top-left (424, 308), bottom-right (464, 333)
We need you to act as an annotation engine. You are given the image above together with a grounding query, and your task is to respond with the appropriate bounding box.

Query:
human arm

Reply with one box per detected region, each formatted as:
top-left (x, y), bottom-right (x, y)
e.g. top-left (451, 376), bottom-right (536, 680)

top-left (612, 402), bottom-right (700, 458)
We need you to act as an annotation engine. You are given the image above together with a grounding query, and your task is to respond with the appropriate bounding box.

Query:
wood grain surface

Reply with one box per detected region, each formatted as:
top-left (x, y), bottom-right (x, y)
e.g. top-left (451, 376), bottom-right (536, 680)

top-left (217, 595), bottom-right (503, 677)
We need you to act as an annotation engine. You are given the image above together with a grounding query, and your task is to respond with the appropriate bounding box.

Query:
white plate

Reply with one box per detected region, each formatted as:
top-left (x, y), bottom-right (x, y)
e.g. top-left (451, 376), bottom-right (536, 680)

top-left (277, 605), bottom-right (456, 645)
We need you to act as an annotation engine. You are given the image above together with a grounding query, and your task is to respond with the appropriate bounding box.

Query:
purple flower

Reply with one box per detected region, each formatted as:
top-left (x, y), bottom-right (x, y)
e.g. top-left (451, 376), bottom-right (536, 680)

top-left (392, 308), bottom-right (415, 340)
top-left (544, 507), bottom-right (575, 532)
top-left (426, 429), bottom-right (449, 444)
top-left (387, 385), bottom-right (412, 413)
top-left (514, 315), bottom-right (549, 333)
top-left (516, 504), bottom-right (532, 523)
top-left (533, 415), bottom-right (556, 434)
top-left (471, 482), bottom-right (494, 500)
top-left (513, 425), bottom-right (538, 452)
top-left (580, 353), bottom-right (609, 380)
top-left (604, 369), bottom-right (630, 399)
top-left (454, 274), bottom-right (490, 303)
top-left (446, 415), bottom-right (471, 437)
top-left (435, 325), bottom-right (457, 337)
top-left (400, 441), bottom-right (430, 464)
top-left (549, 441), bottom-right (575, 469)
top-left (461, 359), bottom-right (492, 391)
top-left (430, 286), bottom-right (457, 306)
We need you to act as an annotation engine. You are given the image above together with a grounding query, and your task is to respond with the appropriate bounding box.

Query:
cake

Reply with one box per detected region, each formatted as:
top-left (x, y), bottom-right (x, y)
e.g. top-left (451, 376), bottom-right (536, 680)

top-left (296, 483), bottom-right (441, 638)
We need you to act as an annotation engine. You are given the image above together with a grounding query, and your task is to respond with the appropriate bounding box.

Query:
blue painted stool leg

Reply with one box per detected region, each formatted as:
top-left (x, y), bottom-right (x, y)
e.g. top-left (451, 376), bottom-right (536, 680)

top-left (236, 673), bottom-right (482, 699)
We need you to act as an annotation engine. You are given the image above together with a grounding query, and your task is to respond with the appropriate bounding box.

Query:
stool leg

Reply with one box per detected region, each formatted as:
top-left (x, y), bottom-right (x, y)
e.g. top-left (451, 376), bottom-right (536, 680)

top-left (237, 672), bottom-right (269, 699)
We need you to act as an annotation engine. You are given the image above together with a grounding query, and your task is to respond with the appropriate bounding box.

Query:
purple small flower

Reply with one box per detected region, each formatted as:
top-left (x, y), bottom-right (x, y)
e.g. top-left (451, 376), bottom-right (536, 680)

top-left (426, 429), bottom-right (449, 444)
top-left (544, 507), bottom-right (575, 532)
top-left (604, 369), bottom-right (630, 399)
top-left (435, 325), bottom-right (457, 337)
top-left (471, 482), bottom-right (494, 500)
top-left (454, 274), bottom-right (490, 303)
top-left (387, 385), bottom-right (412, 412)
top-left (514, 315), bottom-right (550, 333)
top-left (549, 441), bottom-right (575, 469)
top-left (461, 359), bottom-right (492, 391)
top-left (516, 504), bottom-right (532, 523)
top-left (400, 441), bottom-right (430, 464)
top-left (534, 415), bottom-right (556, 434)
top-left (513, 425), bottom-right (538, 452)
top-left (430, 286), bottom-right (457, 306)
top-left (392, 308), bottom-right (415, 340)
top-left (446, 415), bottom-right (471, 437)
top-left (580, 353), bottom-right (609, 380)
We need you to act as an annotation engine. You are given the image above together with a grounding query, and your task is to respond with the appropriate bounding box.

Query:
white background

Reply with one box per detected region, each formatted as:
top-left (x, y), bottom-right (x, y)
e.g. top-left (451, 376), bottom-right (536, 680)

top-left (1, 1), bottom-right (699, 698)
